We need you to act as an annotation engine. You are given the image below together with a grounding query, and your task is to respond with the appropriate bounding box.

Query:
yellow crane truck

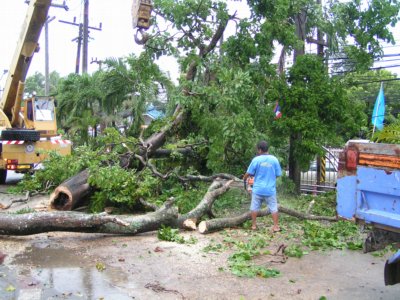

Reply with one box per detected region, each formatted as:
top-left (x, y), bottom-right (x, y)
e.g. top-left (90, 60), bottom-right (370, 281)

top-left (0, 0), bottom-right (153, 184)
top-left (0, 0), bottom-right (71, 184)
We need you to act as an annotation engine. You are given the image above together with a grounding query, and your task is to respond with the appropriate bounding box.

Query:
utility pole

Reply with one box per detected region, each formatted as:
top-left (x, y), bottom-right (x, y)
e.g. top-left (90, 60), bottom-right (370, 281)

top-left (90, 58), bottom-right (103, 71)
top-left (69, 20), bottom-right (83, 74)
top-left (82, 0), bottom-right (89, 73)
top-left (59, 1), bottom-right (101, 74)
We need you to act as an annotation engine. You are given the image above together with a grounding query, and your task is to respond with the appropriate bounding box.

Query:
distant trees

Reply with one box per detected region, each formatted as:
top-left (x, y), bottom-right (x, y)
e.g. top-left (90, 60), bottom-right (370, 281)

top-left (24, 71), bottom-right (60, 96)
top-left (55, 54), bottom-right (173, 145)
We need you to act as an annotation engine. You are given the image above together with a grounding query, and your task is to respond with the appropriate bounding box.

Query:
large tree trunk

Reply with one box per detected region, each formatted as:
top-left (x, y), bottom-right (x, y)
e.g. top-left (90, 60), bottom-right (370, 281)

top-left (0, 200), bottom-right (178, 236)
top-left (49, 169), bottom-right (91, 210)
top-left (289, 133), bottom-right (302, 194)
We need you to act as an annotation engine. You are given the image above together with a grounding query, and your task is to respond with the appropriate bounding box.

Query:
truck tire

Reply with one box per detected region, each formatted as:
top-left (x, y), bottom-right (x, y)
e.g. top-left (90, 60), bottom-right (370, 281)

top-left (0, 169), bottom-right (7, 184)
top-left (1, 129), bottom-right (40, 142)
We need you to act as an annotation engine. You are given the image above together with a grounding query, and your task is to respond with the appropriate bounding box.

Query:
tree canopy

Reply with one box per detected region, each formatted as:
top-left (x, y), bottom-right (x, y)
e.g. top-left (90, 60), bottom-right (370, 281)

top-left (23, 0), bottom-right (400, 195)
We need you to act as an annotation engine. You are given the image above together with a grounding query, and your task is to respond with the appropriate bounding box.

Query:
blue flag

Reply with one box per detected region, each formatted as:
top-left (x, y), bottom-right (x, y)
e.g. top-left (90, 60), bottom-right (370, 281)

top-left (371, 83), bottom-right (385, 131)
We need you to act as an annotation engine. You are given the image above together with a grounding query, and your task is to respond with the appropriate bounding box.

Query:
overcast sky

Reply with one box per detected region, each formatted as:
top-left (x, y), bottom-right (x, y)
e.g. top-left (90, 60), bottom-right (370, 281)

top-left (0, 0), bottom-right (146, 79)
top-left (0, 0), bottom-right (250, 89)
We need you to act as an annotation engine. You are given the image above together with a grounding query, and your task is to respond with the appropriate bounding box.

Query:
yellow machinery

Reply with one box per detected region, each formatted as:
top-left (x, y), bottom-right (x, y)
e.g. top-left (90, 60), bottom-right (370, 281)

top-left (0, 0), bottom-right (71, 184)
top-left (131, 0), bottom-right (153, 30)
top-left (0, 0), bottom-right (154, 184)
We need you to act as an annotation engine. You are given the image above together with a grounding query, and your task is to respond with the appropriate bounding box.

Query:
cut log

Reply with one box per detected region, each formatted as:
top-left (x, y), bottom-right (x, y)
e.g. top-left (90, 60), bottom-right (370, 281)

top-left (49, 169), bottom-right (91, 210)
top-left (198, 206), bottom-right (338, 234)
top-left (198, 210), bottom-right (271, 234)
top-left (176, 180), bottom-right (233, 228)
top-left (0, 199), bottom-right (178, 236)
top-left (182, 218), bottom-right (197, 230)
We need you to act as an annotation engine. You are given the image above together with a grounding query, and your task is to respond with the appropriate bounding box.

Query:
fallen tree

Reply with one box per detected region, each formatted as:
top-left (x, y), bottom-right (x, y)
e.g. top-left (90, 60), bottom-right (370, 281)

top-left (49, 8), bottom-right (234, 211)
top-left (50, 169), bottom-right (91, 211)
top-left (0, 199), bottom-right (178, 236)
top-left (49, 111), bottom-right (184, 211)
top-left (0, 177), bottom-right (338, 236)
top-left (198, 206), bottom-right (338, 234)
top-left (198, 210), bottom-right (272, 234)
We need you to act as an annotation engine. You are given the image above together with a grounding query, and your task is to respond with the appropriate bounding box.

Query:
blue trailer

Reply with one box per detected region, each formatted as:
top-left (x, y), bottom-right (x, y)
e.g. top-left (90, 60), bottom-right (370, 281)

top-left (336, 140), bottom-right (400, 285)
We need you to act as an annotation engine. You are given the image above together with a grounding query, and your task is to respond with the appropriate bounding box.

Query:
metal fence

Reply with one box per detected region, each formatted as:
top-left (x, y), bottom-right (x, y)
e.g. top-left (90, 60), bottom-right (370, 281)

top-left (300, 147), bottom-right (343, 194)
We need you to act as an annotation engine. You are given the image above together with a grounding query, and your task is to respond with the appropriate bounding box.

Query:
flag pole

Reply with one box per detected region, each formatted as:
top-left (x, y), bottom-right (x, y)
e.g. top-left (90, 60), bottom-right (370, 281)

top-left (372, 82), bottom-right (383, 136)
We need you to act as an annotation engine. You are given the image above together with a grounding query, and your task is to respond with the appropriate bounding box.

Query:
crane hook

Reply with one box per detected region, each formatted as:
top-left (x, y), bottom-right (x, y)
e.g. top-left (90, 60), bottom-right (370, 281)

top-left (134, 28), bottom-right (150, 45)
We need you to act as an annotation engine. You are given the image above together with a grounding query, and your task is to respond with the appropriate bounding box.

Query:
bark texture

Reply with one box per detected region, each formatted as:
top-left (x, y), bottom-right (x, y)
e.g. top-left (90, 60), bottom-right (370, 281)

top-left (0, 200), bottom-right (178, 236)
top-left (198, 206), bottom-right (337, 234)
top-left (198, 210), bottom-right (271, 234)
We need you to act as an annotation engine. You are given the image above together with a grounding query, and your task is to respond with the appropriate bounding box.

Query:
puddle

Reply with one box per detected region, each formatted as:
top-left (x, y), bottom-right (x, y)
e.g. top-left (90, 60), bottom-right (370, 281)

top-left (1, 244), bottom-right (134, 299)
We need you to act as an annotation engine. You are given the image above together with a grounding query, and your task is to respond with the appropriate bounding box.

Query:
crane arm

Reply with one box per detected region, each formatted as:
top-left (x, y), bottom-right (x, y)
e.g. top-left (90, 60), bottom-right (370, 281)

top-left (0, 0), bottom-right (52, 119)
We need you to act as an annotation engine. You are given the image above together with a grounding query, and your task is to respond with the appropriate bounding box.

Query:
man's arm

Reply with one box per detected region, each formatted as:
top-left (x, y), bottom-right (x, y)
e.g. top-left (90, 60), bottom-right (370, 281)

top-left (243, 172), bottom-right (251, 180)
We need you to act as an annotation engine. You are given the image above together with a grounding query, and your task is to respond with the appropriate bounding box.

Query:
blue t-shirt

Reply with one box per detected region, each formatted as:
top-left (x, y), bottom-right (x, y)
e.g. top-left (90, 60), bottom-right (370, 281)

top-left (246, 154), bottom-right (282, 196)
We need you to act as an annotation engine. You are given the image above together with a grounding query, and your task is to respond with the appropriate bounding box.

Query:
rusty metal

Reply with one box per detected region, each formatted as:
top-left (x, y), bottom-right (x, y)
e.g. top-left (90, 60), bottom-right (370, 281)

top-left (347, 141), bottom-right (400, 157)
top-left (359, 153), bottom-right (400, 170)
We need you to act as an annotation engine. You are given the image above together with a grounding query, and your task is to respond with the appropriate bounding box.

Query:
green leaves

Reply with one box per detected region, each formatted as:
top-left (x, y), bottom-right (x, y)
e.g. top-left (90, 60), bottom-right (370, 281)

top-left (227, 236), bottom-right (280, 278)
top-left (157, 225), bottom-right (186, 243)
top-left (329, 0), bottom-right (400, 70)
top-left (302, 220), bottom-right (363, 251)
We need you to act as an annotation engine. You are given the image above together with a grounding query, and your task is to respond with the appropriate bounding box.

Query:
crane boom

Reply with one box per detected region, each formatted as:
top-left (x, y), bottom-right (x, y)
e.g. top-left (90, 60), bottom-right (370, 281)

top-left (0, 0), bottom-right (51, 119)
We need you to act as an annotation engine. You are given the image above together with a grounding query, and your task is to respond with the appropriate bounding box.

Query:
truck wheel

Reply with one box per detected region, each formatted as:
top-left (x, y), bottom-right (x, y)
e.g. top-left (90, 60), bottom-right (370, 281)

top-left (1, 130), bottom-right (40, 142)
top-left (0, 169), bottom-right (7, 184)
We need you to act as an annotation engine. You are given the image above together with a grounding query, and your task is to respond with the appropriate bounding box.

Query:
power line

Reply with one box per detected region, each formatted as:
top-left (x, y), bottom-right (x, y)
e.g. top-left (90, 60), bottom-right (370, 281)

top-left (331, 64), bottom-right (400, 75)
top-left (329, 58), bottom-right (400, 68)
top-left (326, 53), bottom-right (400, 61)
top-left (348, 77), bottom-right (400, 85)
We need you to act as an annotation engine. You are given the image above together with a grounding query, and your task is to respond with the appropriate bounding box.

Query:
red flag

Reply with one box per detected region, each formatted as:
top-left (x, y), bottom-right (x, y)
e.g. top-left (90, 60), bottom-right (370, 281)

top-left (274, 101), bottom-right (282, 119)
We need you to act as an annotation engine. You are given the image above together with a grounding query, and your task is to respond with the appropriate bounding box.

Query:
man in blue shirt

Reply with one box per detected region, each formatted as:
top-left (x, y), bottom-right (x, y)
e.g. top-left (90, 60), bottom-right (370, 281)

top-left (243, 141), bottom-right (282, 232)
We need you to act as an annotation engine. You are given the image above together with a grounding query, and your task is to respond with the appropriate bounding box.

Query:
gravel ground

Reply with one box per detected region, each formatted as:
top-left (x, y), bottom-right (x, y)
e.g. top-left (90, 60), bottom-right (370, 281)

top-left (1, 180), bottom-right (400, 299)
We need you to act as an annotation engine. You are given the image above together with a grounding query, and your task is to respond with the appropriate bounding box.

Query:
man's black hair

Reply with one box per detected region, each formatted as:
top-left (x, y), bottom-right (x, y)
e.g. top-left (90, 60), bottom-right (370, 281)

top-left (257, 140), bottom-right (269, 152)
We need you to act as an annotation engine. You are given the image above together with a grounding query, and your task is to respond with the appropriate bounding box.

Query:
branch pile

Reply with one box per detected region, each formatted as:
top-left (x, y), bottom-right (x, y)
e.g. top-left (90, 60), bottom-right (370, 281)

top-left (0, 176), bottom-right (337, 236)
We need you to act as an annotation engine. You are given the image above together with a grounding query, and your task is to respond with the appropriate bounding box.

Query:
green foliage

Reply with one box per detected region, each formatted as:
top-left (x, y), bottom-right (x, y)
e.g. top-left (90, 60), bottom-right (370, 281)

top-left (277, 192), bottom-right (363, 251)
top-left (9, 148), bottom-right (94, 194)
top-left (285, 244), bottom-right (306, 258)
top-left (276, 175), bottom-right (296, 196)
top-left (329, 0), bottom-right (400, 71)
top-left (57, 72), bottom-right (103, 145)
top-left (276, 55), bottom-right (361, 169)
top-left (372, 120), bottom-right (400, 144)
top-left (13, 208), bottom-right (35, 214)
top-left (56, 54), bottom-right (172, 144)
top-left (227, 235), bottom-right (280, 278)
top-left (25, 71), bottom-right (60, 96)
top-left (157, 225), bottom-right (185, 243)
top-left (203, 242), bottom-right (226, 253)
top-left (302, 220), bottom-right (363, 251)
top-left (292, 192), bottom-right (337, 217)
top-left (88, 166), bottom-right (140, 212)
top-left (212, 188), bottom-right (249, 215)
top-left (371, 244), bottom-right (398, 257)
